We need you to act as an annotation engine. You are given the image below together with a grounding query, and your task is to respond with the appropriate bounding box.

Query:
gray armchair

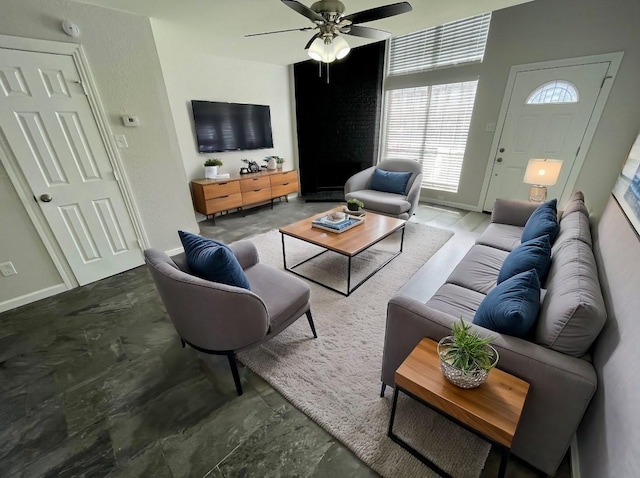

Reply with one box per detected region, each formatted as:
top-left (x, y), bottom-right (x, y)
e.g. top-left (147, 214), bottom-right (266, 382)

top-left (145, 240), bottom-right (316, 396)
top-left (344, 159), bottom-right (423, 219)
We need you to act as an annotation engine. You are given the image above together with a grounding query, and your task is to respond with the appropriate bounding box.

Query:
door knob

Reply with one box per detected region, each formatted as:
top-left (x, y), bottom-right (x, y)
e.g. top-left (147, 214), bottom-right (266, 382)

top-left (40, 194), bottom-right (53, 202)
top-left (496, 157), bottom-right (503, 163)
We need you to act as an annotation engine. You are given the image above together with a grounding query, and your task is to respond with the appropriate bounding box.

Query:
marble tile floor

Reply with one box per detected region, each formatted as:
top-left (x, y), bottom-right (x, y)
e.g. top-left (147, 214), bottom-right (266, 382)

top-left (0, 197), bottom-right (570, 477)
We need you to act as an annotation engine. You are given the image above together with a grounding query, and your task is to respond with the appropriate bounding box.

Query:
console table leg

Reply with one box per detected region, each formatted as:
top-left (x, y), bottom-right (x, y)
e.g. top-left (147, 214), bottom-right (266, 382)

top-left (380, 382), bottom-right (387, 397)
top-left (498, 447), bottom-right (510, 478)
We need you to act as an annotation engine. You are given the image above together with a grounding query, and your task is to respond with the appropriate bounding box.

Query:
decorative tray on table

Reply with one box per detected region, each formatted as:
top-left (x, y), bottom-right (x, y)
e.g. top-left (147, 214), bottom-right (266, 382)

top-left (311, 214), bottom-right (365, 233)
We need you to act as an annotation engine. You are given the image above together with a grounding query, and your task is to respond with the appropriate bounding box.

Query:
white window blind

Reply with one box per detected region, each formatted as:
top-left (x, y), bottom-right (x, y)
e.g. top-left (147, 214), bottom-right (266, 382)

top-left (388, 13), bottom-right (491, 75)
top-left (381, 81), bottom-right (478, 193)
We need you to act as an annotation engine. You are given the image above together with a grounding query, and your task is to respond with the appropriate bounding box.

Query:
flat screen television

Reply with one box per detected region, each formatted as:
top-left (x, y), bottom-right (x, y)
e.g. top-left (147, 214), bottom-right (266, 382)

top-left (191, 100), bottom-right (274, 153)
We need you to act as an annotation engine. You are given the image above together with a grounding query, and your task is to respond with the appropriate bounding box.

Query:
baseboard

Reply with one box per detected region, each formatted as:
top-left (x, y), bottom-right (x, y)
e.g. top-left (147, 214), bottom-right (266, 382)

top-left (0, 283), bottom-right (68, 313)
top-left (418, 196), bottom-right (483, 212)
top-left (165, 246), bottom-right (184, 257)
top-left (571, 434), bottom-right (581, 478)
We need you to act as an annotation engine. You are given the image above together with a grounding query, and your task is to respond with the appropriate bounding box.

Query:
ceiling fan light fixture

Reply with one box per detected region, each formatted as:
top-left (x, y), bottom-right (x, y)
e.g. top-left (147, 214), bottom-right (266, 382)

top-left (308, 37), bottom-right (336, 63)
top-left (332, 35), bottom-right (350, 60)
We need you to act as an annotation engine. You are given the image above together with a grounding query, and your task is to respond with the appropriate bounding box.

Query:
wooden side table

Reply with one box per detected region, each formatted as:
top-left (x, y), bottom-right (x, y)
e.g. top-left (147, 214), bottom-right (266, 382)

top-left (388, 338), bottom-right (529, 478)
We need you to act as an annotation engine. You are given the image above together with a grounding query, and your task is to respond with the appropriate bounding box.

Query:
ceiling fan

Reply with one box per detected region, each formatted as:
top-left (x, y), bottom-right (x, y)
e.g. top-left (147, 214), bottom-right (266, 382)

top-left (246, 0), bottom-right (412, 63)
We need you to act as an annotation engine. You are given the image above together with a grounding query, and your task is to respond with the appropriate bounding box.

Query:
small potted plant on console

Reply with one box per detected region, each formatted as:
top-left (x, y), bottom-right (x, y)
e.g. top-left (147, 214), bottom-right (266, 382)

top-left (204, 158), bottom-right (223, 179)
top-left (437, 318), bottom-right (498, 389)
top-left (347, 198), bottom-right (364, 212)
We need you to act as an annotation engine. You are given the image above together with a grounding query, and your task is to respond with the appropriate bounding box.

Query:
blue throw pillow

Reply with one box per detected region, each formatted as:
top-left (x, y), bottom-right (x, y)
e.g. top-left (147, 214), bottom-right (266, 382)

top-left (497, 235), bottom-right (551, 285)
top-left (473, 269), bottom-right (540, 338)
top-left (178, 231), bottom-right (250, 290)
top-left (370, 168), bottom-right (412, 195)
top-left (521, 199), bottom-right (559, 244)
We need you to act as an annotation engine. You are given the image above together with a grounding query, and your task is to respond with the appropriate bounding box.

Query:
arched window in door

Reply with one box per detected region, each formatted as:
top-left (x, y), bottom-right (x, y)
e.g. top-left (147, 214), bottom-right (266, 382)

top-left (526, 80), bottom-right (579, 104)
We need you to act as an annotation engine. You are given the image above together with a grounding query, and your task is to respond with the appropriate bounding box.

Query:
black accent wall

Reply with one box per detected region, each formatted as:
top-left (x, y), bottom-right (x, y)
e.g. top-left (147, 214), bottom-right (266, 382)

top-left (293, 42), bottom-right (385, 197)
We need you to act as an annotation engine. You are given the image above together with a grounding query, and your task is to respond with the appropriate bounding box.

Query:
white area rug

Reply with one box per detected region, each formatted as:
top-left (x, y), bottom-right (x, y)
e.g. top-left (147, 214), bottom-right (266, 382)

top-left (238, 223), bottom-right (491, 478)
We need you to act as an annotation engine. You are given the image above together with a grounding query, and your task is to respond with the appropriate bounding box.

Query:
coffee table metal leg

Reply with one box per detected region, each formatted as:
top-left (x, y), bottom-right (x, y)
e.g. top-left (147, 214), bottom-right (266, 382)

top-left (347, 256), bottom-right (352, 295)
top-left (281, 233), bottom-right (287, 270)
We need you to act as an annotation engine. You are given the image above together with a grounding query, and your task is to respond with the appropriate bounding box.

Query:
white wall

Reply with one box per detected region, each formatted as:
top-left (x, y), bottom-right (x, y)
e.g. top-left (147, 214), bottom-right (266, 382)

top-left (150, 19), bottom-right (296, 194)
top-left (410, 0), bottom-right (640, 216)
top-left (0, 0), bottom-right (198, 307)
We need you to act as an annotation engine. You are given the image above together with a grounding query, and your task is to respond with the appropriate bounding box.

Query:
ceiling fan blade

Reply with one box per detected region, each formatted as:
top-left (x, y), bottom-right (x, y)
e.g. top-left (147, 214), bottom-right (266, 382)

top-left (342, 25), bottom-right (391, 40)
top-left (245, 26), bottom-right (314, 37)
top-left (342, 2), bottom-right (412, 25)
top-left (304, 32), bottom-right (321, 49)
top-left (281, 0), bottom-right (325, 23)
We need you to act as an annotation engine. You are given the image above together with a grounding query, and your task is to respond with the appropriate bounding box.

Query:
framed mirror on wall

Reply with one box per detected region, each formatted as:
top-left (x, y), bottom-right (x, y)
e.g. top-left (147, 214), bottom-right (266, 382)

top-left (613, 130), bottom-right (640, 235)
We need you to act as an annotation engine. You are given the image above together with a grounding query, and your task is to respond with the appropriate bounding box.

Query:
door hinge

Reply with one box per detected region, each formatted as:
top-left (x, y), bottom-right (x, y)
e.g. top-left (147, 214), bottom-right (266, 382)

top-left (600, 75), bottom-right (612, 89)
top-left (136, 239), bottom-right (144, 250)
top-left (113, 169), bottom-right (121, 183)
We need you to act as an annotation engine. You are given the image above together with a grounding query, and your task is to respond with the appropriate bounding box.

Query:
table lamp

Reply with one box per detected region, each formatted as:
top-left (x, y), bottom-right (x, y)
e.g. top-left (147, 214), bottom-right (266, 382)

top-left (523, 159), bottom-right (563, 202)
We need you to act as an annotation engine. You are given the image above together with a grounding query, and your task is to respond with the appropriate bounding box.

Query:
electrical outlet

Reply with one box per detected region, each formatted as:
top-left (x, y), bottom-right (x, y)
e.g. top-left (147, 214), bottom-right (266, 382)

top-left (0, 261), bottom-right (17, 277)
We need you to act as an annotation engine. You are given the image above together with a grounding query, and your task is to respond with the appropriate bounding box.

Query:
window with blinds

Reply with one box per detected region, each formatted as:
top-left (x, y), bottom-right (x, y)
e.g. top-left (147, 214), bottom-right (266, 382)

top-left (381, 81), bottom-right (478, 193)
top-left (388, 13), bottom-right (491, 75)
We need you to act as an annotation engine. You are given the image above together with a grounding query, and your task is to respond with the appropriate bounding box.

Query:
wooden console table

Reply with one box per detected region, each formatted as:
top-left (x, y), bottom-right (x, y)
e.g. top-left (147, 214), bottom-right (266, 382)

top-left (191, 169), bottom-right (299, 221)
top-left (388, 338), bottom-right (529, 478)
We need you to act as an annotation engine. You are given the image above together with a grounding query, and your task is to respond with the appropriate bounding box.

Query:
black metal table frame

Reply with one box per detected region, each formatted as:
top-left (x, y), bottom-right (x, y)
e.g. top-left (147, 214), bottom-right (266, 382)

top-left (281, 225), bottom-right (405, 297)
top-left (388, 385), bottom-right (511, 478)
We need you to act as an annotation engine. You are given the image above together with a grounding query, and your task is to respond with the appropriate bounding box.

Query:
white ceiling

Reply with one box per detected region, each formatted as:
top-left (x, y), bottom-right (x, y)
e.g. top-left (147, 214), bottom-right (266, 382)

top-left (69, 0), bottom-right (531, 65)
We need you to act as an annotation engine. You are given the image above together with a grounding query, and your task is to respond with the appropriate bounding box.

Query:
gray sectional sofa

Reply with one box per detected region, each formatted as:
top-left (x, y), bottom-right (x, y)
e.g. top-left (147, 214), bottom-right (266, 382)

top-left (381, 192), bottom-right (607, 476)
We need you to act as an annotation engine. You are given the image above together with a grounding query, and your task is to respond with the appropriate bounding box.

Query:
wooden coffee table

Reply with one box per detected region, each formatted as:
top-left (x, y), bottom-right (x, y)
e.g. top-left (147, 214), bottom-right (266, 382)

top-left (279, 208), bottom-right (406, 296)
top-left (388, 338), bottom-right (530, 478)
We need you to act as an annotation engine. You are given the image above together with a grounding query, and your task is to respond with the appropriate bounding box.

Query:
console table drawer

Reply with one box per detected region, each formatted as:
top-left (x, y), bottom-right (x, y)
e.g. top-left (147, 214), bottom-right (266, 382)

top-left (272, 182), bottom-right (298, 198)
top-left (206, 193), bottom-right (243, 214)
top-left (271, 170), bottom-right (298, 187)
top-left (242, 187), bottom-right (271, 205)
top-left (203, 181), bottom-right (240, 199)
top-left (240, 176), bottom-right (270, 192)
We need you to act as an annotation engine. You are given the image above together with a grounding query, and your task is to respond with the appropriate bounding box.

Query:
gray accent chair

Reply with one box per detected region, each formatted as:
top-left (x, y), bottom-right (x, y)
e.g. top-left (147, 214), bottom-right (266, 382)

top-left (344, 159), bottom-right (423, 219)
top-left (145, 240), bottom-right (316, 396)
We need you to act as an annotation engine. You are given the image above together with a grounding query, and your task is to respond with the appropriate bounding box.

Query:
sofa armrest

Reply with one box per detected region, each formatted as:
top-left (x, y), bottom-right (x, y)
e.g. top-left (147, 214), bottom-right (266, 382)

top-left (383, 295), bottom-right (597, 475)
top-left (490, 198), bottom-right (540, 226)
top-left (344, 166), bottom-right (375, 195)
top-left (229, 240), bottom-right (259, 269)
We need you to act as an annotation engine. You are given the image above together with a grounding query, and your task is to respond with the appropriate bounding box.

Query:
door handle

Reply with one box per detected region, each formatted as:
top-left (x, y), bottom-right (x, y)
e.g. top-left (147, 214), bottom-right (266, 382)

top-left (40, 194), bottom-right (53, 202)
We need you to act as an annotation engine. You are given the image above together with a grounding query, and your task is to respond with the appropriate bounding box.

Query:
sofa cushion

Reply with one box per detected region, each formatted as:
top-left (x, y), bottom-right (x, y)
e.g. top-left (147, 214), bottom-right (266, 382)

top-left (473, 269), bottom-right (541, 338)
top-left (345, 190), bottom-right (410, 216)
top-left (553, 211), bottom-right (592, 252)
top-left (447, 245), bottom-right (508, 295)
top-left (521, 199), bottom-right (560, 244)
top-left (498, 235), bottom-right (552, 285)
top-left (535, 239), bottom-right (606, 356)
top-left (560, 191), bottom-right (588, 220)
top-left (475, 223), bottom-right (523, 252)
top-left (426, 283), bottom-right (486, 322)
top-left (178, 230), bottom-right (251, 290)
top-left (370, 168), bottom-right (412, 194)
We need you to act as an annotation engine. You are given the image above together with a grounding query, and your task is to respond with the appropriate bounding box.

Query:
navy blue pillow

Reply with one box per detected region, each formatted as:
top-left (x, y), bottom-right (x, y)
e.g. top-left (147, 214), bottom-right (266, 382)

top-left (370, 168), bottom-right (412, 195)
top-left (473, 269), bottom-right (540, 338)
top-left (521, 199), bottom-right (559, 244)
top-left (497, 235), bottom-right (551, 285)
top-left (178, 231), bottom-right (250, 290)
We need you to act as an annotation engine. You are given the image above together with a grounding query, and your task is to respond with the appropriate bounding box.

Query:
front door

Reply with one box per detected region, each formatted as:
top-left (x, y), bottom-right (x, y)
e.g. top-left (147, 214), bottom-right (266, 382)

top-left (482, 61), bottom-right (610, 210)
top-left (0, 48), bottom-right (143, 285)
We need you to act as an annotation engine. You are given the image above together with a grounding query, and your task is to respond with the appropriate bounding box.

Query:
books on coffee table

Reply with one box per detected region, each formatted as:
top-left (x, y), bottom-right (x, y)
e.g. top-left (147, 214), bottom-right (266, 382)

top-left (311, 215), bottom-right (365, 233)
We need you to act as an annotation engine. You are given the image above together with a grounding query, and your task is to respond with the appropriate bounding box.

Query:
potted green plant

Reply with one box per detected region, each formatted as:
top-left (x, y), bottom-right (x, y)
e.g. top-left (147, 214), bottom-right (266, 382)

top-left (204, 158), bottom-right (223, 178)
top-left (347, 198), bottom-right (364, 212)
top-left (437, 318), bottom-right (498, 389)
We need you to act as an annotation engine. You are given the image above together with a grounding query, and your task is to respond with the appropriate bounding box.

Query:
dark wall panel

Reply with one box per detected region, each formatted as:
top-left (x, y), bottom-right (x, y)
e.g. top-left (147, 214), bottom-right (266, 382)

top-left (294, 42), bottom-right (385, 195)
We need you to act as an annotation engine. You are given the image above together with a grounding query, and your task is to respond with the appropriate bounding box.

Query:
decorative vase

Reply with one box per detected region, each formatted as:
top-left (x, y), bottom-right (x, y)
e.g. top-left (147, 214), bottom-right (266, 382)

top-left (347, 203), bottom-right (360, 212)
top-left (266, 158), bottom-right (277, 170)
top-left (205, 166), bottom-right (218, 179)
top-left (276, 163), bottom-right (283, 170)
top-left (437, 336), bottom-right (499, 389)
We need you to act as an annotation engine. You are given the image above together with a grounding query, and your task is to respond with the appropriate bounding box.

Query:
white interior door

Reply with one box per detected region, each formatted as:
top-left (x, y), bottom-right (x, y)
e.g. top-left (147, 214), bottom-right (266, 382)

top-left (0, 48), bottom-right (143, 285)
top-left (482, 62), bottom-right (610, 210)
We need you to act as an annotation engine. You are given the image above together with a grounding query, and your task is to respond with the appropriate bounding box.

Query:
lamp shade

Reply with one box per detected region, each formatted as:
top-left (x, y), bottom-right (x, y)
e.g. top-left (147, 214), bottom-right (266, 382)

top-left (332, 35), bottom-right (350, 60)
top-left (308, 37), bottom-right (336, 63)
top-left (523, 159), bottom-right (563, 186)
